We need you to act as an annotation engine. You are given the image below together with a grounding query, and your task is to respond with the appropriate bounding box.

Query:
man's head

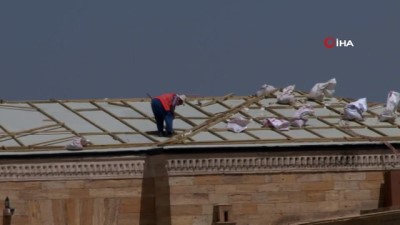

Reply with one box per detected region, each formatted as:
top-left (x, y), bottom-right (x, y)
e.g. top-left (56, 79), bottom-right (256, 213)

top-left (177, 94), bottom-right (186, 105)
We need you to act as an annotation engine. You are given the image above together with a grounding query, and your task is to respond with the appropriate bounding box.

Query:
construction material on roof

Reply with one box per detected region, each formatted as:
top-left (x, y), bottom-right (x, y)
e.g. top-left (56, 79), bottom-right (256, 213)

top-left (256, 84), bottom-right (277, 97)
top-left (65, 137), bottom-right (91, 150)
top-left (307, 78), bottom-right (337, 101)
top-left (379, 91), bottom-right (400, 122)
top-left (343, 98), bottom-right (368, 121)
top-left (0, 89), bottom-right (399, 152)
top-left (226, 116), bottom-right (250, 133)
top-left (277, 85), bottom-right (296, 104)
top-left (262, 118), bottom-right (290, 131)
top-left (291, 105), bottom-right (315, 127)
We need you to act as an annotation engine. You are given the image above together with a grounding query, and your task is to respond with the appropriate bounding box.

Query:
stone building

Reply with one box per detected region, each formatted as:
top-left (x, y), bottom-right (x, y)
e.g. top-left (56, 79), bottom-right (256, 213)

top-left (0, 91), bottom-right (399, 225)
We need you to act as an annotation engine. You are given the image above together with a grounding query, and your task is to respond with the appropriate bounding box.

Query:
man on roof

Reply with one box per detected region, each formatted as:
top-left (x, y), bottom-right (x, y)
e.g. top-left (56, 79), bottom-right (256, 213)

top-left (151, 93), bottom-right (186, 137)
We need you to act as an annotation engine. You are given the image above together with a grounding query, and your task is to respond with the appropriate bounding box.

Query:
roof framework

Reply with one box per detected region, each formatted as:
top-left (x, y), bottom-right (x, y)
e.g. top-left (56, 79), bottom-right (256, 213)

top-left (0, 90), bottom-right (399, 152)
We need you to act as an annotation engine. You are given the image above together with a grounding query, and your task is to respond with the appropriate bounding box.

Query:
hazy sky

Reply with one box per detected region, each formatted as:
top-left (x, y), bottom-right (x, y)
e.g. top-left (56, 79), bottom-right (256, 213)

top-left (0, 0), bottom-right (399, 102)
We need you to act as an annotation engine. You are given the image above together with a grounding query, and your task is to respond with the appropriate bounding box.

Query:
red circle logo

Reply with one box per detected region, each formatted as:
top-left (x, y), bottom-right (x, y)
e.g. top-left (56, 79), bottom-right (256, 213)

top-left (324, 37), bottom-right (335, 48)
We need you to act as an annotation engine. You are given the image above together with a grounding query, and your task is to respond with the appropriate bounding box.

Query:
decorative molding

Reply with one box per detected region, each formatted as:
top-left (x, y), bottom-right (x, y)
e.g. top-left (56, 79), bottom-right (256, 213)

top-left (167, 154), bottom-right (400, 175)
top-left (0, 159), bottom-right (145, 181)
top-left (1, 154), bottom-right (399, 181)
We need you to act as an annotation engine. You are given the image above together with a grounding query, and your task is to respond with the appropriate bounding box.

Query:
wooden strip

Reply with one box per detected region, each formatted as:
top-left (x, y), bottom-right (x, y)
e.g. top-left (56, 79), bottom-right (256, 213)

top-left (0, 104), bottom-right (35, 110)
top-left (198, 93), bottom-right (234, 107)
top-left (27, 102), bottom-right (80, 137)
top-left (159, 95), bottom-right (273, 145)
top-left (30, 135), bottom-right (76, 147)
top-left (120, 100), bottom-right (156, 123)
top-left (216, 101), bottom-right (260, 140)
top-left (90, 101), bottom-right (159, 143)
top-left (56, 100), bottom-right (126, 144)
top-left (0, 125), bottom-right (24, 147)
top-left (0, 124), bottom-right (61, 138)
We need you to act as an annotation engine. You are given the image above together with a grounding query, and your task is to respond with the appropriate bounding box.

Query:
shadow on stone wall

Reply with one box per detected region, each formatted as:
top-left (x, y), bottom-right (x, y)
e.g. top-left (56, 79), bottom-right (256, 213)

top-left (140, 155), bottom-right (171, 225)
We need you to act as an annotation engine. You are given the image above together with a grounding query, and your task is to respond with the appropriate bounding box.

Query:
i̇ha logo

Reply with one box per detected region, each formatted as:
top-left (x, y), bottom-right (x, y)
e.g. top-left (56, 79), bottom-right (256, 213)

top-left (324, 36), bottom-right (354, 48)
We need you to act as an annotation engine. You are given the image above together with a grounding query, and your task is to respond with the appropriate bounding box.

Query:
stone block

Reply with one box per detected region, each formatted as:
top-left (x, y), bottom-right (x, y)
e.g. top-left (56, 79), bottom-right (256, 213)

top-left (41, 181), bottom-right (66, 189)
top-left (365, 171), bottom-right (384, 181)
top-left (170, 193), bottom-right (209, 205)
top-left (171, 204), bottom-right (202, 215)
top-left (221, 175), bottom-right (243, 184)
top-left (344, 172), bottom-right (366, 181)
top-left (215, 185), bottom-right (236, 194)
top-left (334, 181), bottom-right (359, 190)
top-left (194, 175), bottom-right (223, 185)
top-left (296, 174), bottom-right (324, 182)
top-left (305, 191), bottom-right (325, 202)
top-left (209, 194), bottom-right (229, 204)
top-left (120, 197), bottom-right (141, 213)
top-left (300, 181), bottom-right (333, 191)
top-left (257, 203), bottom-right (277, 213)
top-left (89, 188), bottom-right (115, 198)
top-left (65, 180), bottom-right (85, 189)
top-left (169, 177), bottom-right (194, 186)
top-left (243, 175), bottom-right (266, 184)
top-left (171, 215), bottom-right (194, 225)
top-left (86, 180), bottom-right (135, 188)
top-left (359, 180), bottom-right (383, 189)
top-left (257, 183), bottom-right (281, 192)
top-left (271, 174), bottom-right (296, 183)
top-left (235, 184), bottom-right (258, 193)
top-left (344, 190), bottom-right (371, 200)
top-left (228, 193), bottom-right (252, 203)
top-left (170, 185), bottom-right (214, 194)
top-left (233, 203), bottom-right (258, 215)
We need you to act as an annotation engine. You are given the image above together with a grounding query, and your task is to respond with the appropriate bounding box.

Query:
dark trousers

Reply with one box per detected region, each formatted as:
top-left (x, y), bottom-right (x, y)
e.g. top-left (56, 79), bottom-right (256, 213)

top-left (151, 98), bottom-right (174, 135)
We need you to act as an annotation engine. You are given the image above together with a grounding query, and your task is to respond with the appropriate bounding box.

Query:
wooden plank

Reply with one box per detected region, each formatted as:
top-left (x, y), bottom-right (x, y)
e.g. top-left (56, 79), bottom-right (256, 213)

top-left (198, 93), bottom-right (234, 107)
top-left (91, 101), bottom-right (159, 143)
top-left (66, 199), bottom-right (81, 225)
top-left (56, 100), bottom-right (126, 144)
top-left (160, 95), bottom-right (267, 145)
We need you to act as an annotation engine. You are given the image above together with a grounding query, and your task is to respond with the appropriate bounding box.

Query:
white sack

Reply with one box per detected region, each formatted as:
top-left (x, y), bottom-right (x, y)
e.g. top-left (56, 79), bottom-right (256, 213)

top-left (227, 117), bottom-right (250, 133)
top-left (256, 84), bottom-right (277, 97)
top-left (379, 91), bottom-right (400, 122)
top-left (65, 137), bottom-right (90, 150)
top-left (291, 105), bottom-right (314, 127)
top-left (308, 78), bottom-right (337, 101)
top-left (343, 98), bottom-right (367, 121)
top-left (262, 118), bottom-right (290, 131)
top-left (277, 85), bottom-right (295, 104)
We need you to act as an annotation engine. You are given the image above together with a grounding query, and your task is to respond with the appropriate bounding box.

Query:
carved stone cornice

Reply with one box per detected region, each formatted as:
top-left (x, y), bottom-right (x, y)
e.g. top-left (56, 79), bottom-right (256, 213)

top-left (0, 159), bottom-right (145, 181)
top-left (167, 154), bottom-right (400, 175)
top-left (1, 154), bottom-right (398, 181)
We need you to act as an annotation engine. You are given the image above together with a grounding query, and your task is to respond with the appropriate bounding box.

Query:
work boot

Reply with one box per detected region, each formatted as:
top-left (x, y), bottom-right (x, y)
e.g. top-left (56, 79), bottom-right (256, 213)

top-left (157, 131), bottom-right (165, 137)
top-left (165, 132), bottom-right (173, 137)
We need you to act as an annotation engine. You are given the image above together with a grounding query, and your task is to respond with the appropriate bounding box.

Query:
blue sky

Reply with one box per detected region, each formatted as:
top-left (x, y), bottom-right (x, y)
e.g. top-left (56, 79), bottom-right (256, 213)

top-left (0, 0), bottom-right (399, 102)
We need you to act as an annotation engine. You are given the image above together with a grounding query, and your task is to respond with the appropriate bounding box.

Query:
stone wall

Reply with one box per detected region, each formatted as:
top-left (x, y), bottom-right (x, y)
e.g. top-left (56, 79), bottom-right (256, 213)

top-left (168, 172), bottom-right (384, 225)
top-left (0, 179), bottom-right (145, 225)
top-left (0, 151), bottom-right (397, 225)
top-left (0, 156), bottom-right (149, 225)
